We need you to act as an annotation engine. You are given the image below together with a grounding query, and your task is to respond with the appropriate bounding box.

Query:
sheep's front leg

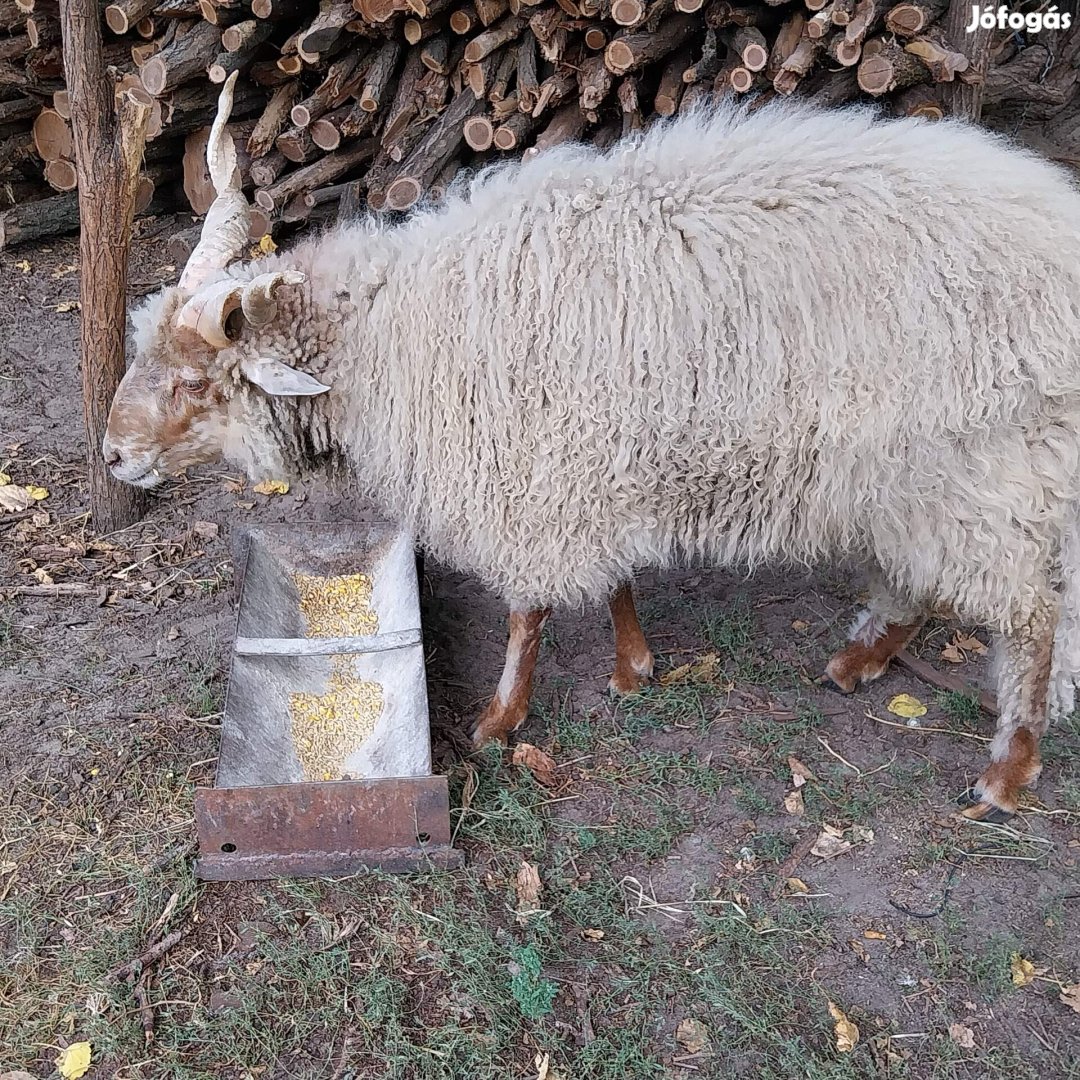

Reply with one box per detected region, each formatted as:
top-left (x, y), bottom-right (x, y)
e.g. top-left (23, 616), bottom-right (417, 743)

top-left (961, 591), bottom-right (1057, 823)
top-left (608, 582), bottom-right (654, 694)
top-left (472, 607), bottom-right (551, 747)
top-left (820, 588), bottom-right (926, 693)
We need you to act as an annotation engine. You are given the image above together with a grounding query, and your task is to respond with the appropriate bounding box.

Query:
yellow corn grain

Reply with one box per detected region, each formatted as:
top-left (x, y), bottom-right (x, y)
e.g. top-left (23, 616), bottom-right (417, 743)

top-left (293, 571), bottom-right (379, 637)
top-left (288, 654), bottom-right (384, 781)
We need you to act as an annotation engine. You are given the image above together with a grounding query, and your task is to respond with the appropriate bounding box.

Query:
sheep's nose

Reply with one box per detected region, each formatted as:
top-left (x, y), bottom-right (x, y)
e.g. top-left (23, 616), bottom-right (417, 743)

top-left (102, 440), bottom-right (121, 468)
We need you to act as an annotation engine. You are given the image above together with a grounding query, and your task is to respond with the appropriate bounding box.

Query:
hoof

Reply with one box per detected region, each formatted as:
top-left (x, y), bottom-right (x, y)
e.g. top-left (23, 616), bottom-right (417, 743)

top-left (471, 699), bottom-right (526, 748)
top-left (815, 673), bottom-right (855, 696)
top-left (957, 788), bottom-right (1015, 824)
top-left (608, 670), bottom-right (651, 696)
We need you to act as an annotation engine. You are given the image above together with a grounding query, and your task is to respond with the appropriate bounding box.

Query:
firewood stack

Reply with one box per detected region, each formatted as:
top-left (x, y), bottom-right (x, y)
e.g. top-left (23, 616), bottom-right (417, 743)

top-left (0, 0), bottom-right (1077, 248)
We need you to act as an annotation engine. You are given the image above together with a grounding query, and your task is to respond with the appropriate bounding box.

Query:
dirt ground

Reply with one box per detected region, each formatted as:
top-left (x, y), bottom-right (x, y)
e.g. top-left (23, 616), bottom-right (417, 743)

top-left (1, 227), bottom-right (1079, 1080)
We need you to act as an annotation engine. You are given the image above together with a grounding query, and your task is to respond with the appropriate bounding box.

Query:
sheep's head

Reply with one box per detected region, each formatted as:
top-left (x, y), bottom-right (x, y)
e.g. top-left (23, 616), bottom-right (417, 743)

top-left (104, 73), bottom-right (328, 489)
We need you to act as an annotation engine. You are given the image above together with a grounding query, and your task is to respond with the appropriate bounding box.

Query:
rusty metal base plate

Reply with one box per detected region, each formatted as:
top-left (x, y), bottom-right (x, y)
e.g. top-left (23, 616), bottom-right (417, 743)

top-left (194, 775), bottom-right (464, 881)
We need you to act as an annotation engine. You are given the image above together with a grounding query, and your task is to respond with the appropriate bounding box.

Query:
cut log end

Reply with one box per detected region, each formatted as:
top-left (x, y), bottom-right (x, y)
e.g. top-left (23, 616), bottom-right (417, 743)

top-left (104, 3), bottom-right (130, 33)
top-left (44, 157), bottom-right (77, 192)
top-left (385, 175), bottom-right (422, 210)
top-left (463, 114), bottom-right (494, 149)
top-left (611, 0), bottom-right (645, 24)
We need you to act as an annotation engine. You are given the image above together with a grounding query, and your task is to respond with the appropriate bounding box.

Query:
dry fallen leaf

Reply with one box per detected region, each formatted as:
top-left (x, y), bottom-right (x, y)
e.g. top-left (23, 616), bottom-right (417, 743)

top-left (512, 742), bottom-right (557, 787)
top-left (581, 928), bottom-right (605, 941)
top-left (675, 1017), bottom-right (710, 1054)
top-left (25, 484), bottom-right (48, 501)
top-left (786, 877), bottom-right (810, 894)
top-left (849, 939), bottom-right (869, 964)
top-left (828, 1001), bottom-right (859, 1053)
top-left (33, 567), bottom-right (54, 586)
top-left (1010, 953), bottom-right (1037, 987)
top-left (54, 300), bottom-right (80, 313)
top-left (191, 520), bottom-right (219, 541)
top-left (788, 755), bottom-right (816, 786)
top-left (51, 263), bottom-right (77, 278)
top-left (811, 824), bottom-right (852, 860)
top-left (783, 789), bottom-right (805, 816)
top-left (887, 693), bottom-right (927, 719)
top-left (258, 233), bottom-right (277, 254)
top-left (0, 485), bottom-right (33, 513)
top-left (0, 1071), bottom-right (39, 1080)
top-left (222, 478), bottom-right (245, 493)
top-left (56, 1042), bottom-right (92, 1080)
top-left (515, 860), bottom-right (542, 921)
top-left (954, 633), bottom-right (987, 655)
top-left (14, 259), bottom-right (31, 273)
top-left (940, 644), bottom-right (964, 664)
top-left (791, 619), bottom-right (810, 632)
top-left (1060, 984), bottom-right (1080, 1013)
top-left (660, 652), bottom-right (720, 686)
top-left (863, 929), bottom-right (887, 941)
top-left (253, 479), bottom-right (289, 496)
top-left (948, 1023), bottom-right (976, 1049)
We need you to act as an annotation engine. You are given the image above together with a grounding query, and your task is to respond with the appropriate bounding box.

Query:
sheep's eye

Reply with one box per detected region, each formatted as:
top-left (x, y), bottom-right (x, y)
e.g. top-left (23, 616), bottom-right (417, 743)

top-left (181, 378), bottom-right (208, 394)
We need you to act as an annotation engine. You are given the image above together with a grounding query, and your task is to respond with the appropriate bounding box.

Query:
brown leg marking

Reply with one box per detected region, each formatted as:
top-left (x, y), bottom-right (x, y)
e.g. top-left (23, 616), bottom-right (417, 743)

top-left (608, 582), bottom-right (654, 695)
top-left (960, 729), bottom-right (1041, 822)
top-left (821, 620), bottom-right (925, 694)
top-left (472, 607), bottom-right (551, 747)
top-left (963, 597), bottom-right (1055, 822)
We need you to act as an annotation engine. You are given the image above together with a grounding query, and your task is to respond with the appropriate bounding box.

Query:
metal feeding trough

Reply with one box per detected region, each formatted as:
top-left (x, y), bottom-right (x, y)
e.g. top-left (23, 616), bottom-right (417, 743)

top-left (194, 522), bottom-right (463, 880)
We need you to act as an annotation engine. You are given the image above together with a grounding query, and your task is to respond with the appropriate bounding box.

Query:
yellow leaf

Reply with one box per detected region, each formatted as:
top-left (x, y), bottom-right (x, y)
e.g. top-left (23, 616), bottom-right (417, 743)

top-left (54, 300), bottom-right (80, 313)
top-left (948, 1022), bottom-right (975, 1049)
top-left (14, 259), bottom-right (30, 273)
top-left (1010, 953), bottom-right (1036, 987)
top-left (659, 652), bottom-right (720, 686)
top-left (56, 1042), bottom-right (92, 1080)
top-left (0, 471), bottom-right (9, 485)
top-left (783, 789), bottom-right (805, 816)
top-left (25, 484), bottom-right (48, 501)
top-left (786, 877), bottom-right (809, 894)
top-left (828, 1001), bottom-right (859, 1053)
top-left (258, 233), bottom-right (277, 254)
top-left (887, 693), bottom-right (927, 719)
top-left (863, 929), bottom-right (887, 940)
top-left (253, 479), bottom-right (289, 496)
top-left (1060, 984), bottom-right (1080, 1013)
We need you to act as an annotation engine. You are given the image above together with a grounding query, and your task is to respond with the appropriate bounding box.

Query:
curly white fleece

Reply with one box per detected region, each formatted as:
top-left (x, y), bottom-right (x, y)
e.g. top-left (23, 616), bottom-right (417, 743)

top-left (212, 99), bottom-right (1080, 628)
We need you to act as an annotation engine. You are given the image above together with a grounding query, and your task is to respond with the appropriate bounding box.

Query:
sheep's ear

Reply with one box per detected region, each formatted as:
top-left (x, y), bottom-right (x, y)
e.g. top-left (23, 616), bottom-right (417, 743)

top-left (240, 356), bottom-right (330, 397)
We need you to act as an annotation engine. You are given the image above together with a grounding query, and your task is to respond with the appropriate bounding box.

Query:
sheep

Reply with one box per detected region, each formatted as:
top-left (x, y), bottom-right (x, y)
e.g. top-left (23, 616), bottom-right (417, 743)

top-left (102, 73), bottom-right (1080, 824)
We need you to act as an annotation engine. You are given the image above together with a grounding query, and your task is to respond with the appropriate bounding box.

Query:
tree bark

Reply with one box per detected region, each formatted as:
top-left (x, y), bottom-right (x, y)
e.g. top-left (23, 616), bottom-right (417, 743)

top-left (60, 0), bottom-right (152, 531)
top-left (940, 0), bottom-right (990, 118)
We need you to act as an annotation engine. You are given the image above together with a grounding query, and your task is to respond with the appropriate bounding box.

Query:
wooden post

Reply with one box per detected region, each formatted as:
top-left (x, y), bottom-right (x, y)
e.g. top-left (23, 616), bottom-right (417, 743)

top-left (59, 0), bottom-right (152, 532)
top-left (941, 0), bottom-right (990, 118)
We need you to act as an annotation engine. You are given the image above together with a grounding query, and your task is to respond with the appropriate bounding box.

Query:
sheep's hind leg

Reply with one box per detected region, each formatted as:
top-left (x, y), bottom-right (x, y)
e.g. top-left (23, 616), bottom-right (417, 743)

top-left (608, 582), bottom-right (654, 694)
top-left (472, 606), bottom-right (551, 747)
top-left (820, 589), bottom-right (927, 694)
top-left (960, 590), bottom-right (1057, 823)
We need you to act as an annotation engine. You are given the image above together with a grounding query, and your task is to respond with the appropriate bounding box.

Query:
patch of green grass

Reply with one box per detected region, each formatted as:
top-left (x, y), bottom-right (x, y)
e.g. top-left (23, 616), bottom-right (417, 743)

top-left (509, 944), bottom-right (558, 1019)
top-left (543, 690), bottom-right (597, 752)
top-left (733, 782), bottom-right (773, 816)
top-left (615, 681), bottom-right (712, 734)
top-left (935, 690), bottom-right (981, 729)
